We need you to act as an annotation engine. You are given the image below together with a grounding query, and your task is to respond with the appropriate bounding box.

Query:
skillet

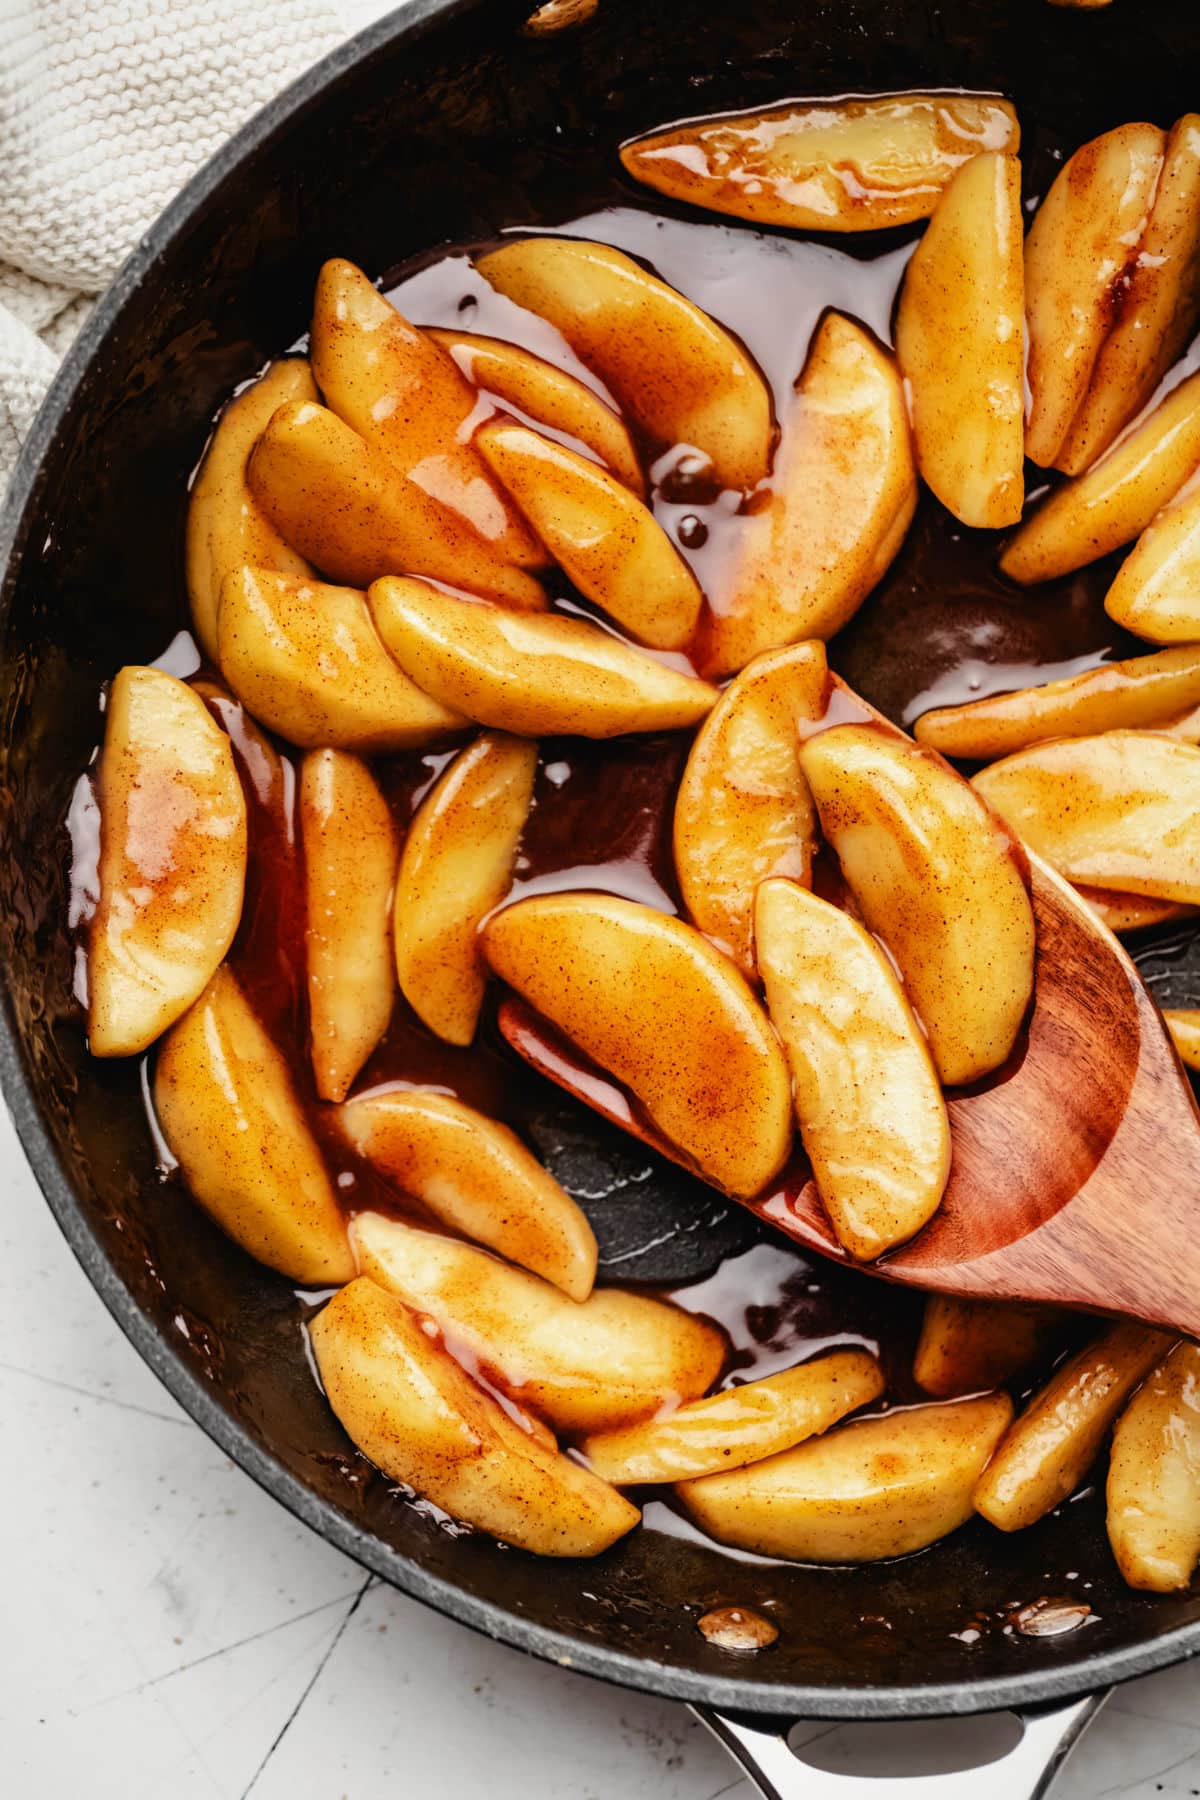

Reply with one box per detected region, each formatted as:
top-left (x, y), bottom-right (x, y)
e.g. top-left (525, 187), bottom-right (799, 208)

top-left (4, 0), bottom-right (1200, 1793)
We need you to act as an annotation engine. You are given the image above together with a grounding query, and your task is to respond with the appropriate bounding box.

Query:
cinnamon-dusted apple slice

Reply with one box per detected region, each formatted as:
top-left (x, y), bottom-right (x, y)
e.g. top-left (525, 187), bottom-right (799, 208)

top-left (1108, 1341), bottom-right (1200, 1591)
top-left (705, 314), bottom-right (917, 677)
top-left (311, 1278), bottom-right (638, 1557)
top-left (481, 893), bottom-right (792, 1196)
top-left (975, 1321), bottom-right (1173, 1531)
top-left (678, 1393), bottom-right (1013, 1563)
top-left (476, 237), bottom-right (772, 491)
top-left (973, 731), bottom-right (1200, 902)
top-left (428, 327), bottom-right (644, 494)
top-left (581, 1349), bottom-right (883, 1485)
top-left (185, 358), bottom-right (317, 661)
top-left (89, 668), bottom-right (247, 1057)
top-left (475, 420), bottom-right (702, 650)
top-left (756, 880), bottom-right (950, 1261)
top-left (369, 578), bottom-right (717, 738)
top-left (1001, 370), bottom-right (1200, 585)
top-left (1024, 123), bottom-right (1166, 469)
top-left (1106, 482), bottom-right (1200, 643)
top-left (155, 967), bottom-right (353, 1283)
top-left (673, 640), bottom-right (827, 973)
top-left (247, 400), bottom-right (545, 610)
top-left (218, 567), bottom-right (464, 751)
top-left (913, 1296), bottom-right (1067, 1399)
top-left (1059, 115), bottom-right (1200, 475)
top-left (338, 1090), bottom-right (596, 1300)
top-left (914, 645), bottom-right (1200, 760)
top-left (300, 750), bottom-right (398, 1103)
top-left (895, 151), bottom-right (1024, 528)
top-left (1078, 888), bottom-right (1197, 935)
top-left (620, 94), bottom-right (1019, 233)
top-left (393, 731), bottom-right (536, 1046)
top-left (1165, 1009), bottom-right (1200, 1071)
top-left (799, 725), bottom-right (1036, 1085)
top-left (351, 1213), bottom-right (723, 1434)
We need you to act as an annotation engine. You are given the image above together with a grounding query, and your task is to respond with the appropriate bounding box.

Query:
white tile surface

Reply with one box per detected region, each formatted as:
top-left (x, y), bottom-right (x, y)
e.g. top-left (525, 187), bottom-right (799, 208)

top-left (3, 1094), bottom-right (1199, 1799)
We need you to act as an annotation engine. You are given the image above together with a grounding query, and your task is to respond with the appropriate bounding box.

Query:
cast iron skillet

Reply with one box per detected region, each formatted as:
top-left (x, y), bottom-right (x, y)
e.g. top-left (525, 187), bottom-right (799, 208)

top-left (4, 0), bottom-right (1200, 1793)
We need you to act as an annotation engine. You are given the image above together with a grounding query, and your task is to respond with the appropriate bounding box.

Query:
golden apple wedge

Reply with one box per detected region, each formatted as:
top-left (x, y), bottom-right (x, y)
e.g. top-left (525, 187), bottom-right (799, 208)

top-left (247, 400), bottom-right (546, 610)
top-left (705, 313), bottom-right (916, 677)
top-left (1024, 123), bottom-right (1165, 469)
top-left (914, 644), bottom-right (1200, 760)
top-left (218, 567), bottom-right (465, 751)
top-left (620, 94), bottom-right (1019, 233)
top-left (154, 967), bottom-right (353, 1283)
top-left (894, 150), bottom-right (1024, 529)
top-left (309, 258), bottom-right (542, 569)
top-left (481, 892), bottom-right (793, 1197)
top-left (975, 1321), bottom-right (1173, 1531)
top-left (338, 1089), bottom-right (597, 1299)
top-left (1001, 370), bottom-right (1200, 586)
top-left (581, 1349), bottom-right (883, 1486)
top-left (476, 237), bottom-right (772, 491)
top-left (973, 731), bottom-right (1200, 902)
top-left (475, 420), bottom-right (702, 650)
top-left (678, 1393), bottom-right (1013, 1562)
top-left (1166, 1008), bottom-right (1200, 1070)
top-left (311, 1277), bottom-right (638, 1556)
top-left (673, 640), bottom-right (827, 973)
top-left (393, 730), bottom-right (535, 1046)
top-left (913, 1296), bottom-right (1066, 1399)
top-left (89, 668), bottom-right (247, 1058)
top-left (1108, 1341), bottom-right (1200, 1591)
top-left (756, 880), bottom-right (950, 1260)
top-left (428, 327), bottom-right (644, 494)
top-left (350, 1213), bottom-right (724, 1434)
top-left (368, 578), bottom-right (717, 738)
top-left (1105, 481), bottom-right (1200, 642)
top-left (185, 358), bottom-right (317, 661)
top-left (300, 750), bottom-right (398, 1104)
top-left (799, 725), bottom-right (1036, 1086)
top-left (1078, 887), bottom-right (1197, 935)
top-left (1059, 115), bottom-right (1200, 475)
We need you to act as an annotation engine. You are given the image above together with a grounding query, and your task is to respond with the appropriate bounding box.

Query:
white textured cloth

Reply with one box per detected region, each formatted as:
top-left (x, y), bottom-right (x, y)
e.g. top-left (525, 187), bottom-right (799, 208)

top-left (0, 0), bottom-right (398, 491)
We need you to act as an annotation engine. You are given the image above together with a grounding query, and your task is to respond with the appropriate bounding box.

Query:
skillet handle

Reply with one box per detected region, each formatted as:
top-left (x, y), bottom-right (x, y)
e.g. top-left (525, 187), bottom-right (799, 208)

top-left (692, 1692), bottom-right (1108, 1800)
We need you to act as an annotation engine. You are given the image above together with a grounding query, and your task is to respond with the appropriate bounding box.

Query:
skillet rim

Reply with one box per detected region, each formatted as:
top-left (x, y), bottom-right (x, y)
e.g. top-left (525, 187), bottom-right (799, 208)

top-left (3, 0), bottom-right (1200, 1722)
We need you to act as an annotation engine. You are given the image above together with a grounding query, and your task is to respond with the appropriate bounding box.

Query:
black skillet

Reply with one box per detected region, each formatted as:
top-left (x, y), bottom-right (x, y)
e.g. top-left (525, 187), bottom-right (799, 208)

top-left (4, 1), bottom-right (1200, 1794)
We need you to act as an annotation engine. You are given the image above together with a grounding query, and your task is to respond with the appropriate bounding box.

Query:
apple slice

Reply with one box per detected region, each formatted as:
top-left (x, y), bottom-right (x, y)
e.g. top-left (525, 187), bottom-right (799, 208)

top-left (481, 892), bottom-right (793, 1197)
top-left (894, 151), bottom-right (1024, 529)
top-left (914, 644), bottom-right (1200, 760)
top-left (913, 1296), bottom-right (1066, 1399)
top-left (1078, 888), bottom-right (1197, 934)
top-left (619, 94), bottom-right (1019, 233)
top-left (799, 725), bottom-right (1036, 1086)
top-left (393, 730), bottom-right (536, 1046)
top-left (368, 578), bottom-right (717, 738)
top-left (89, 668), bottom-right (247, 1057)
top-left (311, 1277), bottom-right (638, 1556)
top-left (338, 1090), bottom-right (596, 1299)
top-left (1001, 370), bottom-right (1200, 586)
top-left (705, 314), bottom-right (917, 677)
top-left (973, 731), bottom-right (1200, 902)
top-left (154, 967), bottom-right (353, 1282)
top-left (218, 566), bottom-right (465, 751)
top-left (756, 880), bottom-right (950, 1260)
top-left (1106, 481), bottom-right (1200, 643)
top-left (1059, 115), bottom-right (1200, 475)
top-left (428, 327), bottom-right (644, 494)
top-left (673, 640), bottom-right (827, 973)
top-left (974, 1321), bottom-right (1173, 1531)
top-left (581, 1349), bottom-right (883, 1485)
top-left (476, 237), bottom-right (772, 491)
top-left (678, 1393), bottom-right (1013, 1562)
top-left (247, 400), bottom-right (545, 610)
top-left (1024, 124), bottom-right (1166, 469)
top-left (1108, 1341), bottom-right (1200, 1591)
top-left (300, 750), bottom-right (398, 1103)
top-left (1166, 1009), bottom-right (1200, 1070)
top-left (351, 1213), bottom-right (724, 1433)
top-left (185, 358), bottom-right (317, 661)
top-left (475, 420), bottom-right (702, 650)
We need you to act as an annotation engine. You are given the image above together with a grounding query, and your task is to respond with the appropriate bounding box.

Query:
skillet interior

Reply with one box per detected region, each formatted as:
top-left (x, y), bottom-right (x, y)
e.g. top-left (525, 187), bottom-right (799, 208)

top-left (4, 0), bottom-right (1200, 1719)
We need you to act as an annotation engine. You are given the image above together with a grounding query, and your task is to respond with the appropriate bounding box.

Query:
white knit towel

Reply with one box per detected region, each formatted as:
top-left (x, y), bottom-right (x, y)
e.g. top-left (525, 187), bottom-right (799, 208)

top-left (0, 0), bottom-right (398, 494)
